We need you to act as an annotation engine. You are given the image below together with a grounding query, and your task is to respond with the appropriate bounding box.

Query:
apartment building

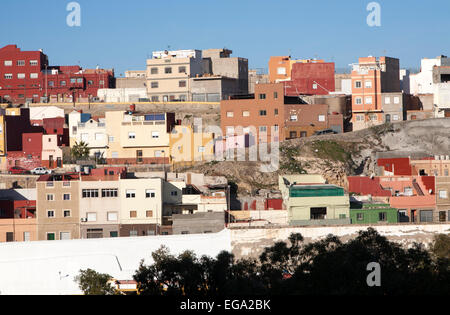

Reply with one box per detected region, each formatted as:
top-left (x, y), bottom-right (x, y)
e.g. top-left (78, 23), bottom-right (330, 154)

top-left (435, 177), bottom-right (450, 222)
top-left (284, 61), bottom-right (335, 96)
top-left (79, 175), bottom-right (121, 239)
top-left (169, 125), bottom-right (215, 164)
top-left (146, 50), bottom-right (203, 102)
top-left (220, 83), bottom-right (343, 143)
top-left (351, 56), bottom-right (403, 130)
top-left (119, 177), bottom-right (164, 236)
top-left (105, 110), bottom-right (175, 165)
top-left (69, 110), bottom-right (107, 157)
top-left (36, 174), bottom-right (81, 241)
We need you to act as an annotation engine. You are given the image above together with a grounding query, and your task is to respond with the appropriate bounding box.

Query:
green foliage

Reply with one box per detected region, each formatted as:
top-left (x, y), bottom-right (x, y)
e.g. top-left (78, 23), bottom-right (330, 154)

top-left (74, 269), bottom-right (118, 295)
top-left (133, 228), bottom-right (449, 295)
top-left (311, 140), bottom-right (352, 163)
top-left (71, 141), bottom-right (90, 160)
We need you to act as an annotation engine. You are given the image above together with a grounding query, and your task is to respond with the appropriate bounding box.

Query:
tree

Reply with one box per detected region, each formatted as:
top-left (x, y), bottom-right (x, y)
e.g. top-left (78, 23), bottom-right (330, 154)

top-left (74, 269), bottom-right (118, 295)
top-left (71, 141), bottom-right (90, 160)
top-left (431, 234), bottom-right (450, 260)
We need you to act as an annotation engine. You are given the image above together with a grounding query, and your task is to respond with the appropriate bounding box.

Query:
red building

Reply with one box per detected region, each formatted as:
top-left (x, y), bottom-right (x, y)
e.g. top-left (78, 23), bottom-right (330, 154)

top-left (0, 45), bottom-right (115, 104)
top-left (284, 62), bottom-right (335, 96)
top-left (0, 200), bottom-right (36, 219)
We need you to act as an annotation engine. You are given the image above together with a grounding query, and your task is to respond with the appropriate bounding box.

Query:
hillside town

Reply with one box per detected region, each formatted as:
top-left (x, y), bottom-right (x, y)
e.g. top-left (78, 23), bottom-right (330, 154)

top-left (0, 43), bottom-right (449, 295)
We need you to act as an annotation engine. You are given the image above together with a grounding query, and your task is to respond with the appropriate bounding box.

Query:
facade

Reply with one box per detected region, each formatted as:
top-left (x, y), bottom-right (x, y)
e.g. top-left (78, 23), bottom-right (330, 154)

top-left (279, 175), bottom-right (350, 225)
top-left (220, 83), bottom-right (343, 143)
top-left (105, 110), bottom-right (175, 165)
top-left (172, 212), bottom-right (225, 235)
top-left (350, 203), bottom-right (398, 224)
top-left (435, 177), bottom-right (450, 222)
top-left (36, 174), bottom-right (81, 241)
top-left (248, 69), bottom-right (269, 94)
top-left (169, 125), bottom-right (215, 164)
top-left (79, 176), bottom-right (121, 239)
top-left (69, 110), bottom-right (108, 157)
top-left (0, 45), bottom-right (115, 104)
top-left (0, 218), bottom-right (37, 242)
top-left (146, 50), bottom-right (203, 102)
top-left (97, 88), bottom-right (148, 103)
top-left (284, 61), bottom-right (335, 96)
top-left (351, 56), bottom-right (403, 130)
top-left (119, 177), bottom-right (164, 236)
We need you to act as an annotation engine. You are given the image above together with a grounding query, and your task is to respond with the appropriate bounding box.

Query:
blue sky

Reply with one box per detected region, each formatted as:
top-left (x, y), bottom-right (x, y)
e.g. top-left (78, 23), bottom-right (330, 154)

top-left (0, 0), bottom-right (449, 75)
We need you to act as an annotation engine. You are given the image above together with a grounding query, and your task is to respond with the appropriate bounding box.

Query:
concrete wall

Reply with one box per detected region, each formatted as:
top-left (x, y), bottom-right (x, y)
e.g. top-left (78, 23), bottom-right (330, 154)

top-left (0, 175), bottom-right (38, 189)
top-left (172, 212), bottom-right (225, 234)
top-left (230, 223), bottom-right (450, 259)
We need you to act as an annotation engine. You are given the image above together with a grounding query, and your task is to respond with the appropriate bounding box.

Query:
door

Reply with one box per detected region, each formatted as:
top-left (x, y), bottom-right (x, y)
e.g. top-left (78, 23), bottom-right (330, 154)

top-left (60, 232), bottom-right (71, 240)
top-left (136, 150), bottom-right (143, 163)
top-left (310, 207), bottom-right (327, 220)
top-left (57, 157), bottom-right (62, 168)
top-left (6, 232), bottom-right (14, 242)
top-left (411, 210), bottom-right (416, 223)
top-left (385, 114), bottom-right (391, 122)
top-left (49, 155), bottom-right (54, 168)
top-left (47, 233), bottom-right (55, 241)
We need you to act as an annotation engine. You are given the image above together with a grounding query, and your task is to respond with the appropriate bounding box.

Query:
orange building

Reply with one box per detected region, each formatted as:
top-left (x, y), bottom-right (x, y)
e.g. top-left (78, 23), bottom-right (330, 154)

top-left (351, 56), bottom-right (403, 130)
top-left (0, 218), bottom-right (37, 242)
top-left (268, 56), bottom-right (325, 83)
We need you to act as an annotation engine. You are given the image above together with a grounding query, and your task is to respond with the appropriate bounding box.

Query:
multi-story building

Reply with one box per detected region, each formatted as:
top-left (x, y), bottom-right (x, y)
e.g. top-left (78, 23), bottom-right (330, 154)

top-left (119, 177), bottom-right (164, 236)
top-left (146, 50), bottom-right (204, 102)
top-left (284, 61), bottom-right (335, 96)
top-left (68, 110), bottom-right (108, 158)
top-left (220, 83), bottom-right (343, 143)
top-left (248, 69), bottom-right (269, 94)
top-left (169, 125), bottom-right (215, 164)
top-left (268, 56), bottom-right (326, 83)
top-left (105, 110), bottom-right (175, 165)
top-left (350, 203), bottom-right (398, 224)
top-left (279, 174), bottom-right (350, 225)
top-left (351, 56), bottom-right (403, 130)
top-left (36, 173), bottom-right (81, 241)
top-left (79, 174), bottom-right (121, 239)
top-left (0, 45), bottom-right (115, 104)
top-left (435, 177), bottom-right (450, 222)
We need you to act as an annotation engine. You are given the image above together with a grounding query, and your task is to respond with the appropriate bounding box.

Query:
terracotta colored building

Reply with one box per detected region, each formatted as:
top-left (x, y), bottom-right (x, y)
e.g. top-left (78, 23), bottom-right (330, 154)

top-left (284, 62), bottom-right (335, 96)
top-left (220, 83), bottom-right (343, 143)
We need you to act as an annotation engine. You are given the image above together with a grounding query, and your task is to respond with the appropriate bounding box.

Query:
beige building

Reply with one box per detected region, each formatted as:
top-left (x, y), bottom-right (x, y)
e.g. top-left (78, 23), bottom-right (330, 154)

top-left (79, 176), bottom-right (121, 238)
top-left (105, 110), bottom-right (174, 165)
top-left (146, 50), bottom-right (204, 102)
top-left (119, 177), bottom-right (164, 236)
top-left (435, 177), bottom-right (450, 222)
top-left (36, 174), bottom-right (81, 241)
top-left (169, 125), bottom-right (215, 164)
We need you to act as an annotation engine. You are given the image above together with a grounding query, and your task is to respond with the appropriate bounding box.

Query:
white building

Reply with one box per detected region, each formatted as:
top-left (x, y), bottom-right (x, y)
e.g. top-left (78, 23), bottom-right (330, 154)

top-left (29, 106), bottom-right (64, 122)
top-left (97, 88), bottom-right (148, 103)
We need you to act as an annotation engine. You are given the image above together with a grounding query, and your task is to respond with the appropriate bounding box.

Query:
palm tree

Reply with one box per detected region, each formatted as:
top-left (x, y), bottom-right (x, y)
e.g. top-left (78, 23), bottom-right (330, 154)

top-left (71, 141), bottom-right (90, 160)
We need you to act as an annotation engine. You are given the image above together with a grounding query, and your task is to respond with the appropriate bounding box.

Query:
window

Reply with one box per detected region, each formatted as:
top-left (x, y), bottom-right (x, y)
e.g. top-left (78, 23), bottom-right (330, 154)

top-left (70, 78), bottom-right (77, 83)
top-left (107, 212), bottom-right (118, 221)
top-left (88, 80), bottom-right (94, 86)
top-left (365, 96), bottom-right (373, 104)
top-left (355, 97), bottom-right (362, 105)
top-left (23, 232), bottom-right (31, 242)
top-left (130, 211), bottom-right (137, 218)
top-left (130, 230), bottom-right (138, 236)
top-left (259, 110), bottom-right (267, 116)
top-left (277, 67), bottom-right (286, 75)
top-left (290, 115), bottom-right (298, 121)
top-left (151, 96), bottom-right (159, 102)
top-left (146, 211), bottom-right (153, 218)
top-left (47, 210), bottom-right (55, 218)
top-left (439, 211), bottom-right (446, 222)
top-left (102, 189), bottom-right (118, 198)
top-left (420, 210), bottom-right (433, 222)
top-left (289, 131), bottom-right (297, 138)
top-left (77, 78), bottom-right (83, 83)
top-left (439, 190), bottom-right (448, 199)
top-left (378, 212), bottom-right (387, 222)
top-left (82, 189), bottom-right (99, 198)
top-left (87, 212), bottom-right (97, 222)
top-left (95, 133), bottom-right (104, 141)
top-left (111, 151), bottom-right (119, 158)
top-left (318, 115), bottom-right (326, 122)
top-left (179, 80), bottom-right (186, 87)
top-left (4, 74), bottom-right (12, 79)
top-left (63, 193), bottom-right (71, 201)
top-left (126, 190), bottom-right (136, 198)
top-left (4, 60), bottom-right (12, 66)
top-left (46, 194), bottom-right (54, 201)
top-left (128, 132), bottom-right (136, 139)
top-left (259, 126), bottom-right (267, 132)
top-left (30, 73), bottom-right (38, 79)
top-left (274, 92), bottom-right (278, 99)
top-left (369, 114), bottom-right (378, 121)
top-left (17, 73), bottom-right (25, 79)
top-left (355, 81), bottom-right (362, 88)
top-left (226, 111), bottom-right (234, 117)
top-left (274, 108), bottom-right (278, 115)
top-left (110, 231), bottom-right (118, 237)
top-left (165, 67), bottom-right (172, 74)
top-left (146, 189), bottom-right (156, 198)
top-left (385, 97), bottom-right (391, 104)
top-left (259, 94), bottom-right (266, 99)
top-left (312, 83), bottom-right (318, 90)
top-left (356, 114), bottom-right (364, 121)
top-left (242, 110), bottom-right (250, 117)
top-left (365, 80), bottom-right (372, 88)
top-left (357, 213), bottom-right (364, 221)
top-left (47, 233), bottom-right (55, 241)
top-left (198, 146), bottom-right (205, 153)
top-left (445, 169), bottom-right (449, 176)
top-left (181, 231), bottom-right (190, 235)
top-left (171, 191), bottom-right (178, 196)
top-left (63, 210), bottom-right (71, 217)
top-left (151, 82), bottom-right (158, 88)
top-left (179, 66), bottom-right (186, 73)
top-left (17, 60), bottom-right (25, 66)
top-left (30, 60), bottom-right (38, 66)
top-left (108, 136), bottom-right (114, 143)
top-left (151, 67), bottom-right (158, 74)
top-left (394, 96), bottom-right (400, 104)
top-left (393, 114), bottom-right (399, 121)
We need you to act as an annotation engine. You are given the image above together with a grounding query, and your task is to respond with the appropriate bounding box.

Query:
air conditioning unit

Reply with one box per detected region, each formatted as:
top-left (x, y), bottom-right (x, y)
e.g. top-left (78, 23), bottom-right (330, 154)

top-left (81, 218), bottom-right (87, 222)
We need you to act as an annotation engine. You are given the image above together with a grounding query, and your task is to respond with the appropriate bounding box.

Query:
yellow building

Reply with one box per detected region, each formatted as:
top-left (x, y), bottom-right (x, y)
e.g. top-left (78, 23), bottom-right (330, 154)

top-left (169, 125), bottom-right (215, 165)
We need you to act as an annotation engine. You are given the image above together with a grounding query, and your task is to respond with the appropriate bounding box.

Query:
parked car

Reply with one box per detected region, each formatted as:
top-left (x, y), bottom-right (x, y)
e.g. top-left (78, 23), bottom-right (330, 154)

top-left (30, 167), bottom-right (52, 175)
top-left (314, 129), bottom-right (338, 136)
top-left (8, 166), bottom-right (30, 175)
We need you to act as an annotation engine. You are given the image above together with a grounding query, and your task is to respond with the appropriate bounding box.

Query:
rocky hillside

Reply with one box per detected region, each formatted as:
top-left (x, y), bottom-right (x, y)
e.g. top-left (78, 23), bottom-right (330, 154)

top-left (182, 118), bottom-right (450, 195)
